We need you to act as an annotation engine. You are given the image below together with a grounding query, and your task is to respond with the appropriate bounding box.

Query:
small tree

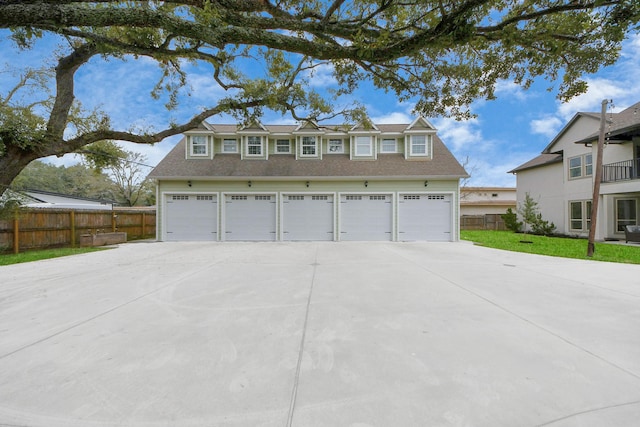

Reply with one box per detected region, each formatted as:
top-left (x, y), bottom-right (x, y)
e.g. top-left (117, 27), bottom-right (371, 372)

top-left (518, 193), bottom-right (539, 234)
top-left (516, 193), bottom-right (556, 236)
top-left (502, 208), bottom-right (522, 233)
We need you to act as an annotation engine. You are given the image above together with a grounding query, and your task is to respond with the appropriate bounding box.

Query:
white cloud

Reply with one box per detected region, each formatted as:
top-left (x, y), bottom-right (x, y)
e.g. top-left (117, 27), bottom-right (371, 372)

top-left (186, 71), bottom-right (228, 102)
top-left (530, 116), bottom-right (563, 138)
top-left (305, 63), bottom-right (337, 88)
top-left (433, 117), bottom-right (484, 152)
top-left (371, 111), bottom-right (412, 124)
top-left (557, 78), bottom-right (628, 120)
top-left (494, 79), bottom-right (529, 101)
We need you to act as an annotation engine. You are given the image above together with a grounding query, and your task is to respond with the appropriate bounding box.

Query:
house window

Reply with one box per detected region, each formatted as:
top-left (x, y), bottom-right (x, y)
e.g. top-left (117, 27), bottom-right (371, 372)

top-left (190, 135), bottom-right (207, 156)
top-left (410, 135), bottom-right (428, 155)
top-left (247, 136), bottom-right (262, 156)
top-left (585, 154), bottom-right (593, 176)
top-left (381, 138), bottom-right (396, 153)
top-left (570, 202), bottom-right (582, 230)
top-left (223, 138), bottom-right (238, 153)
top-left (570, 200), bottom-right (592, 231)
top-left (569, 154), bottom-right (592, 179)
top-left (616, 199), bottom-right (637, 232)
top-left (328, 139), bottom-right (344, 153)
top-left (276, 139), bottom-right (291, 154)
top-left (355, 136), bottom-right (372, 156)
top-left (569, 157), bottom-right (582, 178)
top-left (301, 136), bottom-right (317, 156)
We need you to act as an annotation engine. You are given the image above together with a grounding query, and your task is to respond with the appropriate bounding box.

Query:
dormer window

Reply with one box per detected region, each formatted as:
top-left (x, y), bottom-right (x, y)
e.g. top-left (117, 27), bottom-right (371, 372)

top-left (381, 138), bottom-right (397, 153)
top-left (328, 139), bottom-right (344, 153)
top-left (355, 136), bottom-right (373, 156)
top-left (247, 136), bottom-right (263, 156)
top-left (301, 136), bottom-right (317, 156)
top-left (223, 138), bottom-right (238, 153)
top-left (410, 135), bottom-right (429, 156)
top-left (190, 135), bottom-right (208, 156)
top-left (276, 139), bottom-right (291, 153)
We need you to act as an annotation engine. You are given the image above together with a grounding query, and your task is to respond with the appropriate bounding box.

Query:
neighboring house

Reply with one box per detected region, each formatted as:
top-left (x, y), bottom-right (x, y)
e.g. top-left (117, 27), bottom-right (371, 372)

top-left (460, 187), bottom-right (516, 216)
top-left (509, 102), bottom-right (640, 240)
top-left (2, 189), bottom-right (114, 210)
top-left (149, 117), bottom-right (468, 242)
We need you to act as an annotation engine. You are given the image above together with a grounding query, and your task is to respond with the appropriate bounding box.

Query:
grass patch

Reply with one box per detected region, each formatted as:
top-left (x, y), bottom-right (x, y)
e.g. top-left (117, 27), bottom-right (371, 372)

top-left (461, 230), bottom-right (640, 264)
top-left (0, 247), bottom-right (108, 266)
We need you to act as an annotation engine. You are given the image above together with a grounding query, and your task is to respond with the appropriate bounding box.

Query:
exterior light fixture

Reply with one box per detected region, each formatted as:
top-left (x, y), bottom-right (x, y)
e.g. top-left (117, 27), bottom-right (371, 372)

top-left (306, 181), bottom-right (310, 187)
top-left (424, 180), bottom-right (429, 187)
top-left (248, 181), bottom-right (252, 187)
top-left (364, 180), bottom-right (369, 187)
top-left (188, 180), bottom-right (192, 187)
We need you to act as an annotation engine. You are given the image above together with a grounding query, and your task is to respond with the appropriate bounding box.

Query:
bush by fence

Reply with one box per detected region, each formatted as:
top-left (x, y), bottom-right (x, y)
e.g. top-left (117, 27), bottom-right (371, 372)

top-left (0, 208), bottom-right (156, 253)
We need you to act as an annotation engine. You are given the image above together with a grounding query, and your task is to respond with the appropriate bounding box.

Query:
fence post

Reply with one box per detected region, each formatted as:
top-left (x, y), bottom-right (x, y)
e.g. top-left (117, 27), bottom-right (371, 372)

top-left (112, 211), bottom-right (117, 232)
top-left (142, 212), bottom-right (146, 238)
top-left (70, 210), bottom-right (76, 248)
top-left (13, 212), bottom-right (19, 254)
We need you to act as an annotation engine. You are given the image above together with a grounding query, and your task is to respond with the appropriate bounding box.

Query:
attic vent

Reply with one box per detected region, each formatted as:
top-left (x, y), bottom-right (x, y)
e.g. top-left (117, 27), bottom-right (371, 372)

top-left (255, 195), bottom-right (271, 201)
top-left (172, 195), bottom-right (189, 200)
top-left (346, 195), bottom-right (362, 201)
top-left (312, 195), bottom-right (328, 200)
top-left (196, 195), bottom-right (213, 201)
top-left (231, 195), bottom-right (247, 200)
top-left (428, 195), bottom-right (445, 200)
top-left (369, 195), bottom-right (386, 201)
top-left (403, 195), bottom-right (420, 200)
top-left (288, 195), bottom-right (304, 201)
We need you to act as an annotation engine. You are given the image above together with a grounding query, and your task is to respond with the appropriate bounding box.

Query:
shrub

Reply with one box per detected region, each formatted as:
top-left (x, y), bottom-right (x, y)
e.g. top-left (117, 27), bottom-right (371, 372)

top-left (531, 213), bottom-right (556, 236)
top-left (502, 208), bottom-right (522, 232)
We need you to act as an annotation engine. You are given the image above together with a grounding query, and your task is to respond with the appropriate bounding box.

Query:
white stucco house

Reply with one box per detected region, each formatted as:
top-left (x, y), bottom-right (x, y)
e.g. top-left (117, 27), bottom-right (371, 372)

top-left (509, 102), bottom-right (640, 240)
top-left (460, 187), bottom-right (516, 216)
top-left (149, 117), bottom-right (468, 242)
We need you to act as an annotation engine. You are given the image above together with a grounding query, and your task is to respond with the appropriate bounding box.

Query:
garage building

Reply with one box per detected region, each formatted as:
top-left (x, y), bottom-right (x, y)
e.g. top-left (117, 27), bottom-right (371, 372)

top-left (150, 117), bottom-right (468, 242)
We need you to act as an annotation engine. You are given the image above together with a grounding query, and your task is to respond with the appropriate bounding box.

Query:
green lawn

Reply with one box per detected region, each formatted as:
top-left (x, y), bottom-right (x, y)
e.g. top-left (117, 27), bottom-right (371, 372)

top-left (0, 247), bottom-right (107, 266)
top-left (461, 230), bottom-right (640, 265)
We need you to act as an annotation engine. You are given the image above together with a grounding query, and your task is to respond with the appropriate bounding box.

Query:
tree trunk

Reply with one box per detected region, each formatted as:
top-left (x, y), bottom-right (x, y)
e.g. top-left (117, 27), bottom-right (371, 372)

top-left (0, 148), bottom-right (39, 198)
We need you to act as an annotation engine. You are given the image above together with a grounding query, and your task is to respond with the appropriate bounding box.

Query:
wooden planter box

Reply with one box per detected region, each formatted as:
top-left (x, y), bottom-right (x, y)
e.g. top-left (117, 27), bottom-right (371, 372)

top-left (79, 232), bottom-right (127, 247)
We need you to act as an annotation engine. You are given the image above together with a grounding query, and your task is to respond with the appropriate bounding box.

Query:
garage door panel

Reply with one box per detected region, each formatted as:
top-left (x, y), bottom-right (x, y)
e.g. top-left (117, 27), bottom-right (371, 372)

top-left (399, 194), bottom-right (451, 241)
top-left (225, 194), bottom-right (276, 241)
top-left (340, 194), bottom-right (392, 241)
top-left (165, 194), bottom-right (217, 241)
top-left (283, 195), bottom-right (334, 241)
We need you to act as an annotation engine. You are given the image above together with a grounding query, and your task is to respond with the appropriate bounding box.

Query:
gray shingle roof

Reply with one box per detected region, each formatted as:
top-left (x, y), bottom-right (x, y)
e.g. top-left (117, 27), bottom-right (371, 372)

top-left (508, 153), bottom-right (563, 174)
top-left (574, 101), bottom-right (640, 144)
top-left (150, 135), bottom-right (467, 179)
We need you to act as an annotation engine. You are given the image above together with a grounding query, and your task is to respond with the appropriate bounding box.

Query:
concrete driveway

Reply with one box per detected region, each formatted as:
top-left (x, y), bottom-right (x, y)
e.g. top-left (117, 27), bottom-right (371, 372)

top-left (0, 241), bottom-right (639, 427)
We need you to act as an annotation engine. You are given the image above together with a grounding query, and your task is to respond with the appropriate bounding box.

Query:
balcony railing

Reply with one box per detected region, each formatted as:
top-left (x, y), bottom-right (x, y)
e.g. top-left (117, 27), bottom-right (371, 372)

top-left (602, 158), bottom-right (640, 183)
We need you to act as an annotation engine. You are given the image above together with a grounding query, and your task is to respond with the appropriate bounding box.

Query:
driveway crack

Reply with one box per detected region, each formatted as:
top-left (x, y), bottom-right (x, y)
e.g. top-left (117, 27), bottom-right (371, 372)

top-left (535, 399), bottom-right (640, 426)
top-left (286, 245), bottom-right (319, 427)
top-left (0, 264), bottom-right (212, 361)
top-left (387, 246), bottom-right (640, 382)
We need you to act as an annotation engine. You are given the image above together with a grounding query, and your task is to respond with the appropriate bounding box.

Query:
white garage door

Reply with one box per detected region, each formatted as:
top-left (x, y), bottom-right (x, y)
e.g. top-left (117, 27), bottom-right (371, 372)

top-left (282, 195), bottom-right (334, 241)
top-left (398, 194), bottom-right (452, 241)
top-left (165, 194), bottom-right (217, 241)
top-left (340, 194), bottom-right (392, 241)
top-left (224, 194), bottom-right (277, 241)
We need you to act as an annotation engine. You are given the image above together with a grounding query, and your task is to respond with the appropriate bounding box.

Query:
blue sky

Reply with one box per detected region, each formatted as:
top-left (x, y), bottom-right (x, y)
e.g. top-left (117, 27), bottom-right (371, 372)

top-left (2, 31), bottom-right (640, 188)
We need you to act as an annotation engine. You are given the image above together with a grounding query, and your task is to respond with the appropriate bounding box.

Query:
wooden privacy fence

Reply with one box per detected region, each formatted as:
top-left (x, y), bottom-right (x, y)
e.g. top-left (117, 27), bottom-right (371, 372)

top-left (0, 208), bottom-right (156, 253)
top-left (460, 214), bottom-right (507, 231)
